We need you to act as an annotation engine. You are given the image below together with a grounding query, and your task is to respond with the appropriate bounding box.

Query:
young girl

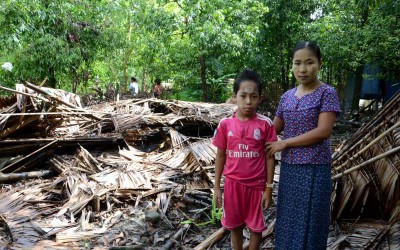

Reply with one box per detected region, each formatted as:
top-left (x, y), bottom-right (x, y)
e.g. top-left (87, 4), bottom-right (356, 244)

top-left (265, 41), bottom-right (341, 249)
top-left (213, 69), bottom-right (277, 250)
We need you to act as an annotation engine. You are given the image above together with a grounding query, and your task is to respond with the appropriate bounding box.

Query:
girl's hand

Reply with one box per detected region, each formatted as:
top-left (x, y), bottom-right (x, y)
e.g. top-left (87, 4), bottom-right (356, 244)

top-left (265, 141), bottom-right (287, 157)
top-left (214, 187), bottom-right (223, 208)
top-left (261, 190), bottom-right (272, 210)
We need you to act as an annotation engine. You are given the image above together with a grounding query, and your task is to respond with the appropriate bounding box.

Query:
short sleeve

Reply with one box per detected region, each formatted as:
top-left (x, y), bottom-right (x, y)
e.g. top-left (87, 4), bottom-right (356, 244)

top-left (320, 87), bottom-right (341, 114)
top-left (275, 94), bottom-right (286, 119)
top-left (212, 119), bottom-right (227, 150)
top-left (265, 122), bottom-right (278, 143)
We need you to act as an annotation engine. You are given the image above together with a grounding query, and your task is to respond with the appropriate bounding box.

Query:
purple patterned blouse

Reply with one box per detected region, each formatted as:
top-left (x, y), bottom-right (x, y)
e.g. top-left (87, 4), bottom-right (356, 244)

top-left (275, 83), bottom-right (341, 164)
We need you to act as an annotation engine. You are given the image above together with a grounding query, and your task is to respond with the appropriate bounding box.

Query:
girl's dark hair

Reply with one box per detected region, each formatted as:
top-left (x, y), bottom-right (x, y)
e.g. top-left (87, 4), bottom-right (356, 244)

top-left (131, 77), bottom-right (137, 81)
top-left (233, 69), bottom-right (262, 95)
top-left (293, 41), bottom-right (322, 61)
top-left (155, 78), bottom-right (161, 84)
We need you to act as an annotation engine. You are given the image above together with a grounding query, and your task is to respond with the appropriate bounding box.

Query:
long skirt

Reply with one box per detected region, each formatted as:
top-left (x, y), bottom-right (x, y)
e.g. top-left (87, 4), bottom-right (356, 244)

top-left (274, 162), bottom-right (332, 250)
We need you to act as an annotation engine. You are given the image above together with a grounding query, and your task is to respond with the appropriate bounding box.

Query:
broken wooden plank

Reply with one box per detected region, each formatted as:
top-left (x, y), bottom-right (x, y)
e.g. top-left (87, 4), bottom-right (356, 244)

top-left (194, 227), bottom-right (227, 250)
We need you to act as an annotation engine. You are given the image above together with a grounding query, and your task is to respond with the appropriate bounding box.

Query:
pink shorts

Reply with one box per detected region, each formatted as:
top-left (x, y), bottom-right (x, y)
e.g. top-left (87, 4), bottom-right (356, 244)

top-left (222, 178), bottom-right (266, 233)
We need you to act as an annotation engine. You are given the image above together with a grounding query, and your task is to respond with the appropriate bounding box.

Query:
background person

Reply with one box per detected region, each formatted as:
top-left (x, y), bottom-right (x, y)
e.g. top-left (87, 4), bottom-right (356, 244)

top-left (153, 78), bottom-right (163, 99)
top-left (129, 77), bottom-right (139, 97)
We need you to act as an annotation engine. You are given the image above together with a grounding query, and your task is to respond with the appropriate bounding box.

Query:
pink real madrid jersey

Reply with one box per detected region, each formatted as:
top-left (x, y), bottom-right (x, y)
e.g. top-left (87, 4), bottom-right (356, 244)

top-left (212, 113), bottom-right (278, 189)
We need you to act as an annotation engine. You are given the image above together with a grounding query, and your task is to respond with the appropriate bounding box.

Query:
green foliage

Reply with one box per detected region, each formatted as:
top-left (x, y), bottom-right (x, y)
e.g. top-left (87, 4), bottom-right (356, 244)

top-left (207, 74), bottom-right (235, 103)
top-left (0, 0), bottom-right (398, 103)
top-left (180, 194), bottom-right (223, 227)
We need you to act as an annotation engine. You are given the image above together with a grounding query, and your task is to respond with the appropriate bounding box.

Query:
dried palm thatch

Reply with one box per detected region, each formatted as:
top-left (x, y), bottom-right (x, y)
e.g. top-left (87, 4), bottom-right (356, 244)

top-left (0, 85), bottom-right (269, 248)
top-left (331, 91), bottom-right (400, 222)
top-left (149, 138), bottom-right (216, 174)
top-left (2, 125), bottom-right (216, 247)
top-left (327, 221), bottom-right (391, 249)
top-left (0, 180), bottom-right (61, 249)
top-left (0, 83), bottom-right (107, 140)
top-left (110, 98), bottom-right (236, 130)
top-left (112, 114), bottom-right (142, 132)
top-left (114, 99), bottom-right (152, 115)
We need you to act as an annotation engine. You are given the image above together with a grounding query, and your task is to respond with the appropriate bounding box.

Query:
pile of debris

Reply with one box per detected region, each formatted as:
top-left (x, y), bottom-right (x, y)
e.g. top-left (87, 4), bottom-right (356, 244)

top-left (1, 82), bottom-right (264, 249)
top-left (328, 91), bottom-right (400, 249)
top-left (1, 81), bottom-right (400, 249)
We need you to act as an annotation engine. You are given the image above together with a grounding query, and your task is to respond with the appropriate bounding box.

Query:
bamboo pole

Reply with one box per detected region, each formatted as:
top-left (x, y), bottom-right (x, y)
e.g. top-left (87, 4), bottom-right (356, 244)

top-left (347, 91), bottom-right (400, 143)
top-left (333, 108), bottom-right (400, 160)
top-left (24, 82), bottom-right (102, 121)
top-left (333, 145), bottom-right (400, 180)
top-left (0, 112), bottom-right (110, 116)
top-left (333, 91), bottom-right (400, 159)
top-left (39, 77), bottom-right (48, 87)
top-left (0, 170), bottom-right (53, 183)
top-left (0, 137), bottom-right (123, 144)
top-left (0, 85), bottom-right (51, 103)
top-left (334, 121), bottom-right (400, 171)
top-left (360, 90), bottom-right (400, 131)
top-left (24, 81), bottom-right (77, 108)
top-left (13, 150), bottom-right (54, 173)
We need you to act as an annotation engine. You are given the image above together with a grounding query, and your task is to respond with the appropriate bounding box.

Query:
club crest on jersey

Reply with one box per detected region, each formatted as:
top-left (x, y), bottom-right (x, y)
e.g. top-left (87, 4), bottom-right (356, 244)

top-left (228, 130), bottom-right (233, 137)
top-left (253, 129), bottom-right (261, 140)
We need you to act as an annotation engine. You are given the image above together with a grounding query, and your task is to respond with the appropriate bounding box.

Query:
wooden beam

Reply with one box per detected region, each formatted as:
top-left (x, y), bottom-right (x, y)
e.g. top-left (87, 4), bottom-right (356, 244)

top-left (194, 227), bottom-right (227, 250)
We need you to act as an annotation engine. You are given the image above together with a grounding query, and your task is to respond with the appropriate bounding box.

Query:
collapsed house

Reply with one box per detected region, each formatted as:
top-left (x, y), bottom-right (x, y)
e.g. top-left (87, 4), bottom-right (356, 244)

top-left (328, 91), bottom-right (400, 249)
top-left (0, 82), bottom-right (399, 249)
top-left (0, 82), bottom-right (242, 249)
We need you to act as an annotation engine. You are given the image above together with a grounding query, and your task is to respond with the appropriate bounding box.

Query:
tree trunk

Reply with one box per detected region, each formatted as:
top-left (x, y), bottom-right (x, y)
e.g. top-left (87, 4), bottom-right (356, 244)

top-left (48, 66), bottom-right (56, 89)
top-left (142, 69), bottom-right (147, 92)
top-left (352, 65), bottom-right (364, 111)
top-left (123, 62), bottom-right (128, 93)
top-left (351, 2), bottom-right (369, 111)
top-left (72, 71), bottom-right (80, 94)
top-left (69, 65), bottom-right (81, 94)
top-left (122, 49), bottom-right (133, 94)
top-left (200, 55), bottom-right (207, 102)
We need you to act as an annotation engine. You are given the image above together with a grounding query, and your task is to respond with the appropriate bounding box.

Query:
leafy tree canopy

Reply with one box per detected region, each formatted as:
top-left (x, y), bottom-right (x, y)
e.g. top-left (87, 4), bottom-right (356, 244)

top-left (0, 0), bottom-right (398, 105)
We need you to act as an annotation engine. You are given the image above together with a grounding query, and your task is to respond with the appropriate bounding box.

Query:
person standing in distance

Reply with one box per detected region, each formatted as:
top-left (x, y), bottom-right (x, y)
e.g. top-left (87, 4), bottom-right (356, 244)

top-left (129, 77), bottom-right (139, 97)
top-left (153, 78), bottom-right (164, 99)
top-left (213, 69), bottom-right (277, 250)
top-left (266, 41), bottom-right (341, 250)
